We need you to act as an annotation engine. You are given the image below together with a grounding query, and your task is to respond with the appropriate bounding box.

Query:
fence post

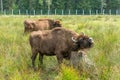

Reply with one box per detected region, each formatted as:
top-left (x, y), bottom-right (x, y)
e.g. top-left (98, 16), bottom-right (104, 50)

top-left (76, 9), bottom-right (77, 15)
top-left (116, 10), bottom-right (118, 15)
top-left (41, 10), bottom-right (42, 15)
top-left (26, 10), bottom-right (28, 15)
top-left (62, 9), bottom-right (63, 15)
top-left (109, 9), bottom-right (111, 15)
top-left (96, 10), bottom-right (98, 15)
top-left (19, 9), bottom-right (21, 15)
top-left (4, 10), bottom-right (6, 15)
top-left (69, 9), bottom-right (70, 15)
top-left (82, 10), bottom-right (84, 15)
top-left (33, 10), bottom-right (35, 15)
top-left (48, 10), bottom-right (50, 15)
top-left (12, 9), bottom-right (13, 15)
top-left (55, 9), bottom-right (56, 15)
top-left (89, 9), bottom-right (91, 15)
top-left (102, 9), bottom-right (105, 15)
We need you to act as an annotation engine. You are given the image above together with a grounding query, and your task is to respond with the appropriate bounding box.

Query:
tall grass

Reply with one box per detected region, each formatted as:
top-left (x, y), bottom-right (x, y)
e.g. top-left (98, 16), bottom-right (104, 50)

top-left (0, 15), bottom-right (120, 80)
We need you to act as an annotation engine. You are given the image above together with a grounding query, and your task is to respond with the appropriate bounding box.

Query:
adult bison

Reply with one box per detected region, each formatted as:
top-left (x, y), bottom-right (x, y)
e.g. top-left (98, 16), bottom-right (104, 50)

top-left (29, 27), bottom-right (94, 68)
top-left (24, 19), bottom-right (62, 33)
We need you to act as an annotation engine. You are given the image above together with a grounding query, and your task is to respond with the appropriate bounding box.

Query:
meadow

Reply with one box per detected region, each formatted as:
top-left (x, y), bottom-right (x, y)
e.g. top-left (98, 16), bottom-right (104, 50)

top-left (0, 15), bottom-right (120, 80)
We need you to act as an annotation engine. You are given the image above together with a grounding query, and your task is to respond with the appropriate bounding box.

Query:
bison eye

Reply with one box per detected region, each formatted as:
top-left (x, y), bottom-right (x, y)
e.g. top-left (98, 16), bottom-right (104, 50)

top-left (79, 38), bottom-right (83, 41)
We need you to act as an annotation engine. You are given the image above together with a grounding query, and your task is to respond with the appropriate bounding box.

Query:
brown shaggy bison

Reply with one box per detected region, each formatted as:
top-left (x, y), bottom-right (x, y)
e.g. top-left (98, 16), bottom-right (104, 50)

top-left (24, 19), bottom-right (62, 33)
top-left (29, 27), bottom-right (94, 68)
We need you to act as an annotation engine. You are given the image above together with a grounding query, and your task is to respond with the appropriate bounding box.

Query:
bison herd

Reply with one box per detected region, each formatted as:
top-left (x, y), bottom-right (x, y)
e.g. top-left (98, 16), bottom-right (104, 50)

top-left (24, 18), bottom-right (98, 79)
top-left (24, 18), bottom-right (95, 70)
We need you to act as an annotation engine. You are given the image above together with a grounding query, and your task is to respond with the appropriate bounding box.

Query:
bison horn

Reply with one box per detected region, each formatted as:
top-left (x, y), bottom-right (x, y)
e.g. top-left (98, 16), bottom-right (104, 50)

top-left (71, 37), bottom-right (77, 42)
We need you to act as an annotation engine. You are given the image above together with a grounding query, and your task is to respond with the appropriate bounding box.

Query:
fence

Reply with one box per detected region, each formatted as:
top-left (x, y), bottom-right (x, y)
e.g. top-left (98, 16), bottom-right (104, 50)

top-left (1, 9), bottom-right (120, 15)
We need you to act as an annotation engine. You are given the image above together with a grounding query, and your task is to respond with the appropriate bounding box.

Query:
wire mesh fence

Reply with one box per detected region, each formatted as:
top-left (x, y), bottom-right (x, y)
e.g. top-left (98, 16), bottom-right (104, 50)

top-left (0, 9), bottom-right (120, 15)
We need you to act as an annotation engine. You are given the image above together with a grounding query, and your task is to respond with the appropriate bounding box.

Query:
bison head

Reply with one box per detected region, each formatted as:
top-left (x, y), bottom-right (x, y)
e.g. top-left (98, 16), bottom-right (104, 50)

top-left (53, 21), bottom-right (62, 27)
top-left (24, 22), bottom-right (35, 33)
top-left (72, 32), bottom-right (94, 50)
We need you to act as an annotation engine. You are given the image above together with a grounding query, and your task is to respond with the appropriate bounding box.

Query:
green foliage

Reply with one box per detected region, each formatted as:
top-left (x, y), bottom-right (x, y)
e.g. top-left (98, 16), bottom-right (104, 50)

top-left (1, 0), bottom-right (120, 11)
top-left (106, 0), bottom-right (120, 9)
top-left (56, 64), bottom-right (79, 80)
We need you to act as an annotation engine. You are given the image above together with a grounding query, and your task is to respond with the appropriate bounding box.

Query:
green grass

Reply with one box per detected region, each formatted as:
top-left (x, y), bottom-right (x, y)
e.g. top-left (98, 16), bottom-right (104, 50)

top-left (0, 15), bottom-right (120, 80)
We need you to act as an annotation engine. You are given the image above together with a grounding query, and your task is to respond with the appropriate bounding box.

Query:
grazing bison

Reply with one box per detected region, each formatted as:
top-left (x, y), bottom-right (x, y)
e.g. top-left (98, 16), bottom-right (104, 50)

top-left (29, 27), bottom-right (94, 68)
top-left (24, 19), bottom-right (62, 33)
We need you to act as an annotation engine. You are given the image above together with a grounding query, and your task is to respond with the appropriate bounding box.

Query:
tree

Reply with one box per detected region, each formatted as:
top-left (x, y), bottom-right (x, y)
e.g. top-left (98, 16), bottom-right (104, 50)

top-left (46, 0), bottom-right (52, 10)
top-left (90, 0), bottom-right (101, 10)
top-left (3, 0), bottom-right (16, 10)
top-left (101, 0), bottom-right (106, 11)
top-left (106, 0), bottom-right (120, 9)
top-left (38, 0), bottom-right (43, 9)
top-left (17, 0), bottom-right (29, 10)
top-left (1, 0), bottom-right (120, 14)
top-left (77, 0), bottom-right (91, 10)
top-left (0, 0), bottom-right (3, 12)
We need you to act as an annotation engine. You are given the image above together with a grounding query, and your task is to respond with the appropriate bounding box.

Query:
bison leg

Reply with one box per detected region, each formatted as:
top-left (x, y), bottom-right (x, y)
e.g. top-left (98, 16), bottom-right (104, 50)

top-left (31, 49), bottom-right (38, 68)
top-left (39, 53), bottom-right (43, 64)
top-left (56, 52), bottom-right (63, 64)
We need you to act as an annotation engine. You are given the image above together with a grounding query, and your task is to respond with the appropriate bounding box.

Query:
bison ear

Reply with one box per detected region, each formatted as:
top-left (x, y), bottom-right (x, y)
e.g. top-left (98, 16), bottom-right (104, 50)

top-left (80, 32), bottom-right (85, 36)
top-left (55, 20), bottom-right (60, 24)
top-left (77, 32), bottom-right (85, 41)
top-left (31, 23), bottom-right (35, 28)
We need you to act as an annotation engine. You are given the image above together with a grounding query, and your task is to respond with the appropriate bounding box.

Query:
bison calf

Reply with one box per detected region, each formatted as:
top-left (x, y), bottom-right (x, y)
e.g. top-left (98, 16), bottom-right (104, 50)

top-left (29, 27), bottom-right (94, 68)
top-left (24, 19), bottom-right (62, 33)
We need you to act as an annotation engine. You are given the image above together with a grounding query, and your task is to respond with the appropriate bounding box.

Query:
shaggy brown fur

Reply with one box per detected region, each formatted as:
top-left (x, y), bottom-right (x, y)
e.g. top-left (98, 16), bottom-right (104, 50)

top-left (29, 27), bottom-right (94, 68)
top-left (24, 19), bottom-right (62, 33)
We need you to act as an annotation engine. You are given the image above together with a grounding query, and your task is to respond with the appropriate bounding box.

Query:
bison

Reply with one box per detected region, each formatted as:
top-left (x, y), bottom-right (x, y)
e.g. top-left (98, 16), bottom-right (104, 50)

top-left (24, 19), bottom-right (62, 33)
top-left (29, 27), bottom-right (94, 68)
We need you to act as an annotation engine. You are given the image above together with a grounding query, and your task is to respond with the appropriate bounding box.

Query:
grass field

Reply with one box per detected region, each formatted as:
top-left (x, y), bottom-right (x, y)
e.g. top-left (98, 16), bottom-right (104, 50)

top-left (0, 15), bottom-right (120, 80)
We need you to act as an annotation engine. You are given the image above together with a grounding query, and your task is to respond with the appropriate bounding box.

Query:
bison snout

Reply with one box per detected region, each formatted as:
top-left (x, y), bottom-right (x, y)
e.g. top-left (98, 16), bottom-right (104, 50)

top-left (88, 37), bottom-right (94, 47)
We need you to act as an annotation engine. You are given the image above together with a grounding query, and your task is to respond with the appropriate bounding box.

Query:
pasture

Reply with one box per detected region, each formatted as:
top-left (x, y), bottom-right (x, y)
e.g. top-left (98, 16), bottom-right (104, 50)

top-left (0, 15), bottom-right (120, 80)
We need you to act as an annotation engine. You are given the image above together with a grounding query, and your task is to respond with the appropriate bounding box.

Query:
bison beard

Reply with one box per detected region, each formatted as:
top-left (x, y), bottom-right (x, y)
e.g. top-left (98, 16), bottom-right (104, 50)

top-left (29, 27), bottom-right (94, 68)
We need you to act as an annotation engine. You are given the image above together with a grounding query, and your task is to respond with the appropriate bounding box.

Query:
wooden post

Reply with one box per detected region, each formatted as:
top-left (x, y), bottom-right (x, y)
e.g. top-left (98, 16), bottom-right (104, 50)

top-left (26, 10), bottom-right (28, 15)
top-left (41, 10), bottom-right (42, 15)
top-left (102, 9), bottom-right (105, 15)
top-left (116, 10), bottom-right (118, 15)
top-left (89, 10), bottom-right (91, 15)
top-left (76, 9), bottom-right (77, 15)
top-left (48, 10), bottom-right (50, 15)
top-left (96, 10), bottom-right (98, 15)
top-left (33, 10), bottom-right (35, 15)
top-left (55, 9), bottom-right (56, 15)
top-left (109, 9), bottom-right (111, 15)
top-left (12, 9), bottom-right (13, 15)
top-left (62, 9), bottom-right (63, 15)
top-left (82, 10), bottom-right (84, 15)
top-left (69, 9), bottom-right (70, 15)
top-left (19, 9), bottom-right (21, 15)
